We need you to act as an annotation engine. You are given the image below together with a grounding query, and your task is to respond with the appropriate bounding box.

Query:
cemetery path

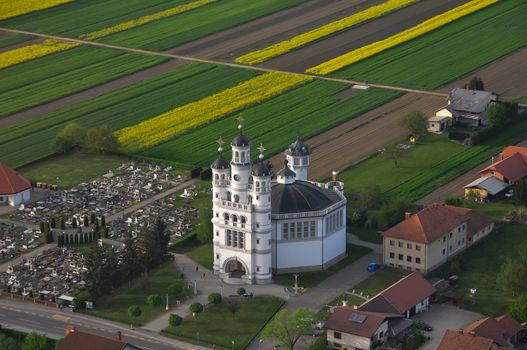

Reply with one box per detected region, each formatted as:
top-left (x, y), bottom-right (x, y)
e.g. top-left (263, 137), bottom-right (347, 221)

top-left (105, 178), bottom-right (200, 223)
top-left (347, 233), bottom-right (382, 254)
top-left (0, 243), bottom-right (55, 273)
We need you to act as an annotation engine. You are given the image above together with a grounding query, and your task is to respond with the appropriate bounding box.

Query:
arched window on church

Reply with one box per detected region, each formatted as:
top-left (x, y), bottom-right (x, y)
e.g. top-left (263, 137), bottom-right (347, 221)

top-left (223, 213), bottom-right (229, 222)
top-left (247, 195), bottom-right (252, 204)
top-left (240, 216), bottom-right (246, 228)
top-left (234, 151), bottom-right (239, 163)
top-left (227, 191), bottom-right (231, 201)
top-left (221, 174), bottom-right (225, 180)
top-left (234, 194), bottom-right (240, 203)
top-left (232, 215), bottom-right (238, 224)
top-left (255, 181), bottom-right (260, 192)
top-left (261, 181), bottom-right (266, 191)
top-left (240, 152), bottom-right (245, 163)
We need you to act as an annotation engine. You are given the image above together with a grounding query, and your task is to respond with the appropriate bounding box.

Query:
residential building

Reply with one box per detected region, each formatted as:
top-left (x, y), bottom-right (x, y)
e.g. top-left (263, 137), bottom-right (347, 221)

top-left (358, 272), bottom-right (435, 318)
top-left (480, 146), bottom-right (527, 184)
top-left (382, 204), bottom-right (495, 273)
top-left (57, 328), bottom-right (142, 350)
top-left (427, 114), bottom-right (453, 133)
top-left (325, 308), bottom-right (407, 350)
top-left (211, 124), bottom-right (347, 284)
top-left (0, 163), bottom-right (31, 206)
top-left (437, 329), bottom-right (511, 350)
top-left (434, 88), bottom-right (497, 127)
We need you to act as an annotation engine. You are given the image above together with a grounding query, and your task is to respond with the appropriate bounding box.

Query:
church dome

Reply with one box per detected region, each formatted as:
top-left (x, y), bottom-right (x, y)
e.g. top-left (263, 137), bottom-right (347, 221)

top-left (252, 162), bottom-right (270, 177)
top-left (285, 139), bottom-right (311, 157)
top-left (211, 154), bottom-right (229, 170)
top-left (231, 132), bottom-right (250, 147)
top-left (271, 181), bottom-right (341, 214)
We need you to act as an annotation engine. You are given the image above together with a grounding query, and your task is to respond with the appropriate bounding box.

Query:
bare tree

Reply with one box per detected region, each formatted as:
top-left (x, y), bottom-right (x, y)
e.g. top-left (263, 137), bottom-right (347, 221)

top-left (382, 141), bottom-right (406, 167)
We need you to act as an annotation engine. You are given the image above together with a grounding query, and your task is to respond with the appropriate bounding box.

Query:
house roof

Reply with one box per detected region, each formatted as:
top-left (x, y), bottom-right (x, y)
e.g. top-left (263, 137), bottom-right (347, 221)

top-left (481, 150), bottom-right (527, 183)
top-left (464, 176), bottom-right (509, 196)
top-left (0, 163), bottom-right (31, 195)
top-left (449, 88), bottom-right (496, 114)
top-left (382, 204), bottom-right (494, 244)
top-left (437, 330), bottom-right (506, 350)
top-left (325, 308), bottom-right (402, 338)
top-left (502, 145), bottom-right (527, 160)
top-left (464, 316), bottom-right (522, 346)
top-left (359, 272), bottom-right (435, 315)
top-left (57, 330), bottom-right (142, 350)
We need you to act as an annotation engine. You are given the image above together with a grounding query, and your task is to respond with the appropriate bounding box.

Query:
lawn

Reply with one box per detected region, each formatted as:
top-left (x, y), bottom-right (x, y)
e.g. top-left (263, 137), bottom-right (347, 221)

top-left (460, 200), bottom-right (518, 221)
top-left (339, 134), bottom-right (465, 194)
top-left (87, 261), bottom-right (185, 325)
top-left (18, 152), bottom-right (128, 188)
top-left (433, 224), bottom-right (527, 316)
top-left (186, 243), bottom-right (213, 270)
top-left (273, 244), bottom-right (372, 288)
top-left (164, 296), bottom-right (284, 350)
top-left (351, 227), bottom-right (383, 244)
top-left (0, 63), bottom-right (257, 168)
top-left (333, 0), bottom-right (527, 90)
top-left (0, 45), bottom-right (167, 118)
top-left (142, 82), bottom-right (401, 165)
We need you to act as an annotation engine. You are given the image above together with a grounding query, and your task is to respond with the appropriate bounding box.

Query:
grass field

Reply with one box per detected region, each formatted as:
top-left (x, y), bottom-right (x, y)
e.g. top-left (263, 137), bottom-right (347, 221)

top-left (460, 200), bottom-right (518, 221)
top-left (142, 83), bottom-right (401, 165)
top-left (333, 0), bottom-right (527, 90)
top-left (87, 261), bottom-right (185, 325)
top-left (339, 134), bottom-right (465, 194)
top-left (0, 63), bottom-right (258, 168)
top-left (273, 244), bottom-right (372, 288)
top-left (352, 227), bottom-right (383, 244)
top-left (18, 152), bottom-right (128, 188)
top-left (0, 33), bottom-right (34, 49)
top-left (164, 296), bottom-right (284, 350)
top-left (0, 46), bottom-right (167, 118)
top-left (434, 224), bottom-right (527, 316)
top-left (186, 243), bottom-right (213, 269)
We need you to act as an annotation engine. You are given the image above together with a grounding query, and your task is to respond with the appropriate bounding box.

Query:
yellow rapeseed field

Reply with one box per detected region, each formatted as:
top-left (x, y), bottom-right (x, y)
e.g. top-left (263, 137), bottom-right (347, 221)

top-left (0, 0), bottom-right (72, 20)
top-left (116, 72), bottom-right (312, 152)
top-left (306, 0), bottom-right (498, 75)
top-left (0, 40), bottom-right (79, 70)
top-left (235, 0), bottom-right (418, 65)
top-left (81, 0), bottom-right (216, 40)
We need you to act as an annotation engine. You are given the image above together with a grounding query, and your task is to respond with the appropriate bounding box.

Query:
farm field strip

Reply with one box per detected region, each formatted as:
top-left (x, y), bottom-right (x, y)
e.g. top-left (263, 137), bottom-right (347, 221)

top-left (116, 72), bottom-right (312, 153)
top-left (331, 0), bottom-right (527, 90)
top-left (0, 33), bottom-right (34, 50)
top-left (141, 82), bottom-right (401, 166)
top-left (0, 0), bottom-right (72, 21)
top-left (0, 63), bottom-right (259, 168)
top-left (306, 0), bottom-right (497, 76)
top-left (234, 0), bottom-right (418, 65)
top-left (0, 39), bottom-right (78, 70)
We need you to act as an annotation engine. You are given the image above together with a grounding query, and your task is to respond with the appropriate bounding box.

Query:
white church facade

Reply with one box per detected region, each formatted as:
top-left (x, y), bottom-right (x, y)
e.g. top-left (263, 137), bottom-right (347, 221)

top-left (211, 123), bottom-right (347, 284)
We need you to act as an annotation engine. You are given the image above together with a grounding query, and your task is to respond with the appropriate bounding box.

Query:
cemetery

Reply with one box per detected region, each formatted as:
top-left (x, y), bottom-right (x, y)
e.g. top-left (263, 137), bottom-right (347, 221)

top-left (0, 222), bottom-right (42, 264)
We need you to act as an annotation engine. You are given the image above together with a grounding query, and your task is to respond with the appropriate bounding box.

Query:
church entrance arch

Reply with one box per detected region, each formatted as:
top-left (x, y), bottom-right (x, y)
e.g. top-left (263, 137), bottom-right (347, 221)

top-left (224, 258), bottom-right (247, 278)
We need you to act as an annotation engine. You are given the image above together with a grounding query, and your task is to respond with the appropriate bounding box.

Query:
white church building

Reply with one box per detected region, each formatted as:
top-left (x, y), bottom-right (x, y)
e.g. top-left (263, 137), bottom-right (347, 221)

top-left (211, 123), bottom-right (347, 284)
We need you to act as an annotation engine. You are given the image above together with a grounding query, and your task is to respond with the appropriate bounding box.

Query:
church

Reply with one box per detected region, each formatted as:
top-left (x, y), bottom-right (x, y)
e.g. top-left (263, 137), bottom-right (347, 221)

top-left (211, 122), bottom-right (347, 285)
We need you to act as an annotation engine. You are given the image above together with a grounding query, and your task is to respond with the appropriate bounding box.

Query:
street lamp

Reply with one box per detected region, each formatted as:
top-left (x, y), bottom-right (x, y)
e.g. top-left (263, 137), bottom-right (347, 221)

top-left (232, 340), bottom-right (235, 350)
top-left (259, 338), bottom-right (263, 350)
top-left (166, 293), bottom-right (169, 311)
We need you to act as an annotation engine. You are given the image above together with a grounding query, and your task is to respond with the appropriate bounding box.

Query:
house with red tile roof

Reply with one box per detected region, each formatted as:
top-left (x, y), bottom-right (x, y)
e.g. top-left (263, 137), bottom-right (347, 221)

top-left (480, 146), bottom-right (527, 184)
top-left (0, 163), bottom-right (31, 206)
top-left (57, 328), bottom-right (142, 350)
top-left (382, 204), bottom-right (495, 273)
top-left (437, 329), bottom-right (512, 350)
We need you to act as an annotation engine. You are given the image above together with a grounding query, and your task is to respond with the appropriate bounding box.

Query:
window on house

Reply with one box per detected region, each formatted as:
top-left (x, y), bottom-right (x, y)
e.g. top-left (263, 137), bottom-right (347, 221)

top-left (449, 232), bottom-right (453, 238)
top-left (256, 239), bottom-right (260, 245)
top-left (283, 223), bottom-right (289, 240)
top-left (407, 243), bottom-right (412, 249)
top-left (334, 332), bottom-right (342, 339)
top-left (256, 266), bottom-right (260, 272)
top-left (239, 233), bottom-right (244, 249)
top-left (398, 254), bottom-right (403, 261)
top-left (310, 221), bottom-right (316, 237)
top-left (216, 254), bottom-right (219, 259)
top-left (389, 252), bottom-right (395, 259)
top-left (216, 231), bottom-right (219, 237)
top-left (443, 236), bottom-right (446, 242)
top-left (303, 222), bottom-right (309, 238)
top-left (416, 245), bottom-right (421, 251)
top-left (442, 249), bottom-right (446, 255)
top-left (290, 223), bottom-right (295, 239)
top-left (227, 230), bottom-right (232, 246)
top-left (232, 232), bottom-right (238, 247)
top-left (390, 240), bottom-right (395, 246)
top-left (416, 257), bottom-right (421, 264)
top-left (297, 222), bottom-right (302, 239)
top-left (407, 256), bottom-right (412, 262)
top-left (398, 241), bottom-right (403, 248)
top-left (215, 193), bottom-right (219, 198)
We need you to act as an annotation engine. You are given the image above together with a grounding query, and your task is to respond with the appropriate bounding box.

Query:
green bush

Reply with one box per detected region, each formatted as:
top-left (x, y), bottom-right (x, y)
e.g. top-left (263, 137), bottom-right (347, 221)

top-left (167, 282), bottom-right (183, 296)
top-left (147, 294), bottom-right (163, 306)
top-left (169, 314), bottom-right (183, 327)
top-left (237, 288), bottom-right (246, 296)
top-left (189, 302), bottom-right (203, 314)
top-left (208, 292), bottom-right (222, 305)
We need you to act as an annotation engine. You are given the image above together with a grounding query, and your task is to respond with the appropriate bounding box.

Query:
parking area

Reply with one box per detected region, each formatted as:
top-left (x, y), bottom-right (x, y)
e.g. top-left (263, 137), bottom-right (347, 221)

top-left (415, 304), bottom-right (483, 350)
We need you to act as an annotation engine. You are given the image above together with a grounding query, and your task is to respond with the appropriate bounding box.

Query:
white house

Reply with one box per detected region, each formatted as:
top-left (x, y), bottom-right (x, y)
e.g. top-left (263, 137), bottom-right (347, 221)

top-left (211, 123), bottom-right (347, 284)
top-left (0, 163), bottom-right (31, 206)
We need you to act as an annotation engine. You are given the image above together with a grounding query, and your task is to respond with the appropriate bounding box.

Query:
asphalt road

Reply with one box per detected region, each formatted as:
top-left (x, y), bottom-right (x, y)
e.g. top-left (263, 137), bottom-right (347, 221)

top-left (0, 299), bottom-right (206, 350)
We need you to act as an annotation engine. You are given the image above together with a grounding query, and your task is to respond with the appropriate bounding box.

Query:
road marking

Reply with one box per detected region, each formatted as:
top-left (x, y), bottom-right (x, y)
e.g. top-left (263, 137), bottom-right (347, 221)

top-left (19, 318), bottom-right (40, 324)
top-left (52, 314), bottom-right (71, 322)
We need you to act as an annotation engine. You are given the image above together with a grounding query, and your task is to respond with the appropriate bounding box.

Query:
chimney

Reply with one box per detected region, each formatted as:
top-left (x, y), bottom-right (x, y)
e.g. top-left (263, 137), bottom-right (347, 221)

top-left (116, 331), bottom-right (122, 341)
top-left (332, 170), bottom-right (339, 182)
top-left (405, 212), bottom-right (412, 219)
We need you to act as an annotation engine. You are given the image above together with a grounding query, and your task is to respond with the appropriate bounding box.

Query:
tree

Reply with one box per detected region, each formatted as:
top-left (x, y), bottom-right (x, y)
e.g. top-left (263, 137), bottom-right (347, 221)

top-left (0, 333), bottom-right (19, 350)
top-left (121, 237), bottom-right (144, 284)
top-left (52, 123), bottom-right (87, 154)
top-left (168, 282), bottom-right (183, 297)
top-left (237, 287), bottom-right (246, 296)
top-left (208, 292), bottom-right (222, 305)
top-left (261, 308), bottom-right (316, 350)
top-left (514, 178), bottom-right (527, 207)
top-left (508, 294), bottom-right (527, 322)
top-left (400, 110), bottom-right (428, 138)
top-left (128, 305), bottom-right (142, 326)
top-left (85, 244), bottom-right (112, 298)
top-left (225, 298), bottom-right (240, 317)
top-left (382, 198), bottom-right (412, 227)
top-left (382, 140), bottom-right (406, 167)
top-left (466, 76), bottom-right (485, 91)
top-left (350, 207), bottom-right (368, 228)
top-left (147, 294), bottom-right (163, 306)
top-left (169, 314), bottom-right (183, 328)
top-left (497, 257), bottom-right (527, 296)
top-left (361, 184), bottom-right (385, 209)
top-left (21, 332), bottom-right (48, 350)
top-left (83, 124), bottom-right (118, 153)
top-left (487, 104), bottom-right (508, 128)
top-left (137, 217), bottom-right (169, 269)
top-left (189, 302), bottom-right (203, 315)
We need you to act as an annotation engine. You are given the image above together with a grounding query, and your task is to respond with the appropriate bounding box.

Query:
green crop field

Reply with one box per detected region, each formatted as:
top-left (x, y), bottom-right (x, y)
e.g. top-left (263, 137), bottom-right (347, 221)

top-left (0, 0), bottom-right (194, 37)
top-left (0, 46), bottom-right (167, 118)
top-left (141, 82), bottom-right (401, 165)
top-left (0, 63), bottom-right (258, 168)
top-left (334, 0), bottom-right (527, 90)
top-left (0, 33), bottom-right (34, 49)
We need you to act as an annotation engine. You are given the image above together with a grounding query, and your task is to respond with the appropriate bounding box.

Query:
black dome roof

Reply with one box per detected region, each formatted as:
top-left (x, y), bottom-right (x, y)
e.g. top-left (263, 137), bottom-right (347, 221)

top-left (252, 162), bottom-right (270, 177)
top-left (232, 132), bottom-right (250, 147)
top-left (285, 139), bottom-right (311, 157)
top-left (211, 154), bottom-right (229, 169)
top-left (271, 181), bottom-right (341, 214)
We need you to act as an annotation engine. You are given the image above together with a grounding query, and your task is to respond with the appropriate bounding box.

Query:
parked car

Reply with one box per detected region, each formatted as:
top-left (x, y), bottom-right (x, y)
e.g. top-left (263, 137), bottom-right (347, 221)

top-left (419, 321), bottom-right (434, 331)
top-left (367, 262), bottom-right (380, 272)
top-left (312, 321), bottom-right (325, 337)
top-left (505, 189), bottom-right (514, 198)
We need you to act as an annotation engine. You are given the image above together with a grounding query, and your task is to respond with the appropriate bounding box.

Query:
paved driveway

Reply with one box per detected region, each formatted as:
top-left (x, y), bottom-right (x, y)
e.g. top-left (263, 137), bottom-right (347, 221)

top-left (415, 304), bottom-right (483, 350)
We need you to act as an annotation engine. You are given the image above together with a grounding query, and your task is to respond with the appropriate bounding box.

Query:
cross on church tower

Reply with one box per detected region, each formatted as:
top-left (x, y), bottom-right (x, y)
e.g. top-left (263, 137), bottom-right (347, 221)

top-left (257, 143), bottom-right (266, 161)
top-left (216, 137), bottom-right (225, 153)
top-left (236, 115), bottom-right (245, 129)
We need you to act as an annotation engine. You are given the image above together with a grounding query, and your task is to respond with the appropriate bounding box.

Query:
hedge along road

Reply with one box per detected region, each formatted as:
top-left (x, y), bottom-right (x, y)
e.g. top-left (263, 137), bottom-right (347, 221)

top-left (0, 27), bottom-right (447, 98)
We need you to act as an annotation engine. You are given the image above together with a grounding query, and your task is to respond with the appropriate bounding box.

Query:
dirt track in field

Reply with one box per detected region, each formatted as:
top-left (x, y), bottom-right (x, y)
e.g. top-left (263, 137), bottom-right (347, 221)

top-left (269, 93), bottom-right (446, 180)
top-left (441, 47), bottom-right (527, 100)
top-left (0, 59), bottom-right (185, 129)
top-left (169, 0), bottom-right (383, 59)
top-left (417, 139), bottom-right (527, 206)
top-left (261, 0), bottom-right (467, 72)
